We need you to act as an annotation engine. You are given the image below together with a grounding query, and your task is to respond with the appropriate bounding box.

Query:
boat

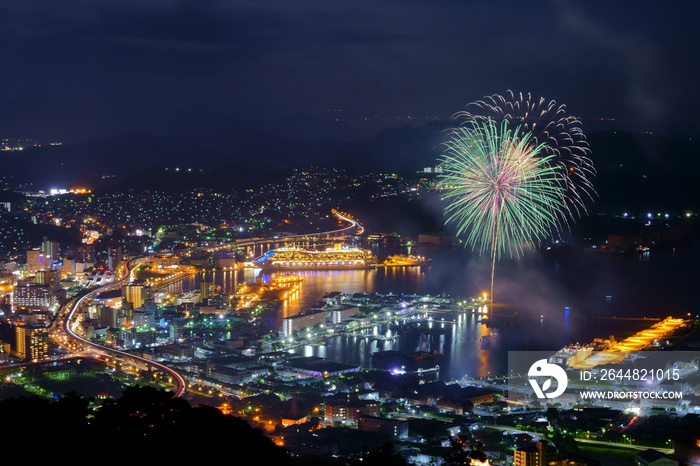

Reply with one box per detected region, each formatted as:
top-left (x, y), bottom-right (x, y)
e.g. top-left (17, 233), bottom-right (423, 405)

top-left (549, 344), bottom-right (593, 367)
top-left (382, 254), bottom-right (431, 266)
top-left (253, 244), bottom-right (378, 270)
top-left (480, 331), bottom-right (500, 350)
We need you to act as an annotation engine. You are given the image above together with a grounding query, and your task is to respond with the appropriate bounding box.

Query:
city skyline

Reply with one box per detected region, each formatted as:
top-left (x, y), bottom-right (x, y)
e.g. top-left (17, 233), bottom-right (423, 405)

top-left (1, 2), bottom-right (700, 465)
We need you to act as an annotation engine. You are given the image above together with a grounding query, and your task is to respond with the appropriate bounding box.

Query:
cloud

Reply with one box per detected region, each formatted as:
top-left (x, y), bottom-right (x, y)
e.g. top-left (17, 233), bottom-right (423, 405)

top-left (553, 0), bottom-right (669, 124)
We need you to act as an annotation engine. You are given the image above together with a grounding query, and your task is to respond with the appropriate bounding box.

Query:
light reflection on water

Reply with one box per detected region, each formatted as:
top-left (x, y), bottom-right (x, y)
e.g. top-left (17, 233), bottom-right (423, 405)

top-left (173, 243), bottom-right (699, 381)
top-left (285, 308), bottom-right (497, 381)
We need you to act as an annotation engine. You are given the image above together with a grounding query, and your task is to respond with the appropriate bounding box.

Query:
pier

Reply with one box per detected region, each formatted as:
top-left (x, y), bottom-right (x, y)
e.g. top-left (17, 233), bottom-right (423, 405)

top-left (570, 317), bottom-right (688, 369)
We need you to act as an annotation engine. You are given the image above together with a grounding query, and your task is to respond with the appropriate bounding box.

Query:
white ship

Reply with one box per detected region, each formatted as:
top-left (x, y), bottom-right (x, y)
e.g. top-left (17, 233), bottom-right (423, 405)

top-left (253, 244), bottom-right (377, 270)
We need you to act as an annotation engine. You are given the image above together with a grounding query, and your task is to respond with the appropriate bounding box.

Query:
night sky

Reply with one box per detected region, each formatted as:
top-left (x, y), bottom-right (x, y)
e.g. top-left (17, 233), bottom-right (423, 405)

top-left (1, 0), bottom-right (699, 142)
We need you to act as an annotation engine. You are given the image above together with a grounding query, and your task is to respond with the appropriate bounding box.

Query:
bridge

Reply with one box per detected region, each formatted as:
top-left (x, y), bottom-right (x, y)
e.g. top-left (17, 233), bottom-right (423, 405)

top-left (55, 209), bottom-right (365, 398)
top-left (204, 209), bottom-right (364, 259)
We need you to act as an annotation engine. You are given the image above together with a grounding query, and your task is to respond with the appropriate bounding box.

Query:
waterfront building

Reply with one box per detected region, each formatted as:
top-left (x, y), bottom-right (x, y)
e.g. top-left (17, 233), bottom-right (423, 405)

top-left (214, 250), bottom-right (236, 269)
top-left (200, 277), bottom-right (213, 300)
top-left (322, 291), bottom-right (343, 306)
top-left (282, 309), bottom-right (326, 336)
top-left (330, 305), bottom-right (360, 324)
top-left (175, 292), bottom-right (199, 305)
top-left (152, 255), bottom-right (180, 269)
top-left (285, 356), bottom-right (360, 378)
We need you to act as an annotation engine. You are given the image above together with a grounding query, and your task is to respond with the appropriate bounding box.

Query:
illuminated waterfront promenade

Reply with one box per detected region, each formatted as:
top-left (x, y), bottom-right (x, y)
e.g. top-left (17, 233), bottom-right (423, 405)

top-left (570, 317), bottom-right (687, 369)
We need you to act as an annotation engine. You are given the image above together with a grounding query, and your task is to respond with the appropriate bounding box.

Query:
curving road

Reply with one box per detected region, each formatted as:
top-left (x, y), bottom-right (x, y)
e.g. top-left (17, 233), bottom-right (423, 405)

top-left (58, 209), bottom-right (364, 399)
top-left (206, 209), bottom-right (364, 253)
top-left (60, 257), bottom-right (187, 397)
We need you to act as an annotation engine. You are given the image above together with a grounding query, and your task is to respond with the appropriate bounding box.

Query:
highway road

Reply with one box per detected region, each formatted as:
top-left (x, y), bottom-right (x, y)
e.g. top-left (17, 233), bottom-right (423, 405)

top-left (56, 209), bottom-right (365, 399)
top-left (58, 256), bottom-right (187, 397)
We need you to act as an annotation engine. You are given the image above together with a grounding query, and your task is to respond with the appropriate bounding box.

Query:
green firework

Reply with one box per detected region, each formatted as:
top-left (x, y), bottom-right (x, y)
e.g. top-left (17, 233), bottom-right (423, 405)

top-left (439, 119), bottom-right (568, 297)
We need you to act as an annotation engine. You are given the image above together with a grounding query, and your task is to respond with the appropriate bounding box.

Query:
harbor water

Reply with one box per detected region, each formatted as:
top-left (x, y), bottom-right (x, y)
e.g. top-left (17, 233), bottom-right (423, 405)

top-left (177, 242), bottom-right (700, 381)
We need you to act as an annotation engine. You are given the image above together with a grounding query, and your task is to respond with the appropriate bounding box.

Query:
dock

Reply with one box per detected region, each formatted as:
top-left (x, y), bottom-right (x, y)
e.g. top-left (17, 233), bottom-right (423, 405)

top-left (570, 317), bottom-right (687, 369)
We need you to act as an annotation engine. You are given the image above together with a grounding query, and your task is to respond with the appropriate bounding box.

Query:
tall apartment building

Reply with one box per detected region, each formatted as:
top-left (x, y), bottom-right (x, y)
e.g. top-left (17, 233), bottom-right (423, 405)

top-left (42, 238), bottom-right (60, 262)
top-left (26, 250), bottom-right (48, 274)
top-left (108, 246), bottom-right (123, 271)
top-left (122, 284), bottom-right (153, 309)
top-left (14, 324), bottom-right (49, 362)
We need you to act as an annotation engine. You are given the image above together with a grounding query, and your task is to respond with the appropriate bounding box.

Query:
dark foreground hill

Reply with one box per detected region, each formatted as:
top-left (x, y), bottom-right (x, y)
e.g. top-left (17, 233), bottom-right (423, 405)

top-left (0, 385), bottom-right (292, 462)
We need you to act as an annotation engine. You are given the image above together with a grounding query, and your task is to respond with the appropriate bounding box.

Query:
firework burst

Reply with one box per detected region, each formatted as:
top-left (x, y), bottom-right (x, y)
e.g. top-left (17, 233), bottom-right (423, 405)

top-left (458, 90), bottom-right (596, 217)
top-left (439, 118), bottom-right (568, 298)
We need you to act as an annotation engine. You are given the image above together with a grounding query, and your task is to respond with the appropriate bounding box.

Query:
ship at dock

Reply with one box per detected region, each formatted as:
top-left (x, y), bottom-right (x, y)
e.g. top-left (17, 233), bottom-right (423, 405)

top-left (548, 343), bottom-right (594, 367)
top-left (253, 244), bottom-right (378, 270)
top-left (382, 254), bottom-right (431, 266)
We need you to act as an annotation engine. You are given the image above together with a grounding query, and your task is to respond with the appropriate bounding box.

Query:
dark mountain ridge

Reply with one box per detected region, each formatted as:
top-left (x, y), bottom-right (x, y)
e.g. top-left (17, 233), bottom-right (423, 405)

top-left (2, 114), bottom-right (698, 214)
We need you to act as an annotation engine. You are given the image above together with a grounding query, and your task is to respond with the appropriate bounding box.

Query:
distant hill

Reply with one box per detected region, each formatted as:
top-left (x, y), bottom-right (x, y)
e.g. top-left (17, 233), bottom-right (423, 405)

top-left (2, 115), bottom-right (699, 213)
top-left (1, 114), bottom-right (451, 188)
top-left (586, 131), bottom-right (700, 213)
top-left (587, 131), bottom-right (700, 176)
top-left (97, 165), bottom-right (286, 193)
